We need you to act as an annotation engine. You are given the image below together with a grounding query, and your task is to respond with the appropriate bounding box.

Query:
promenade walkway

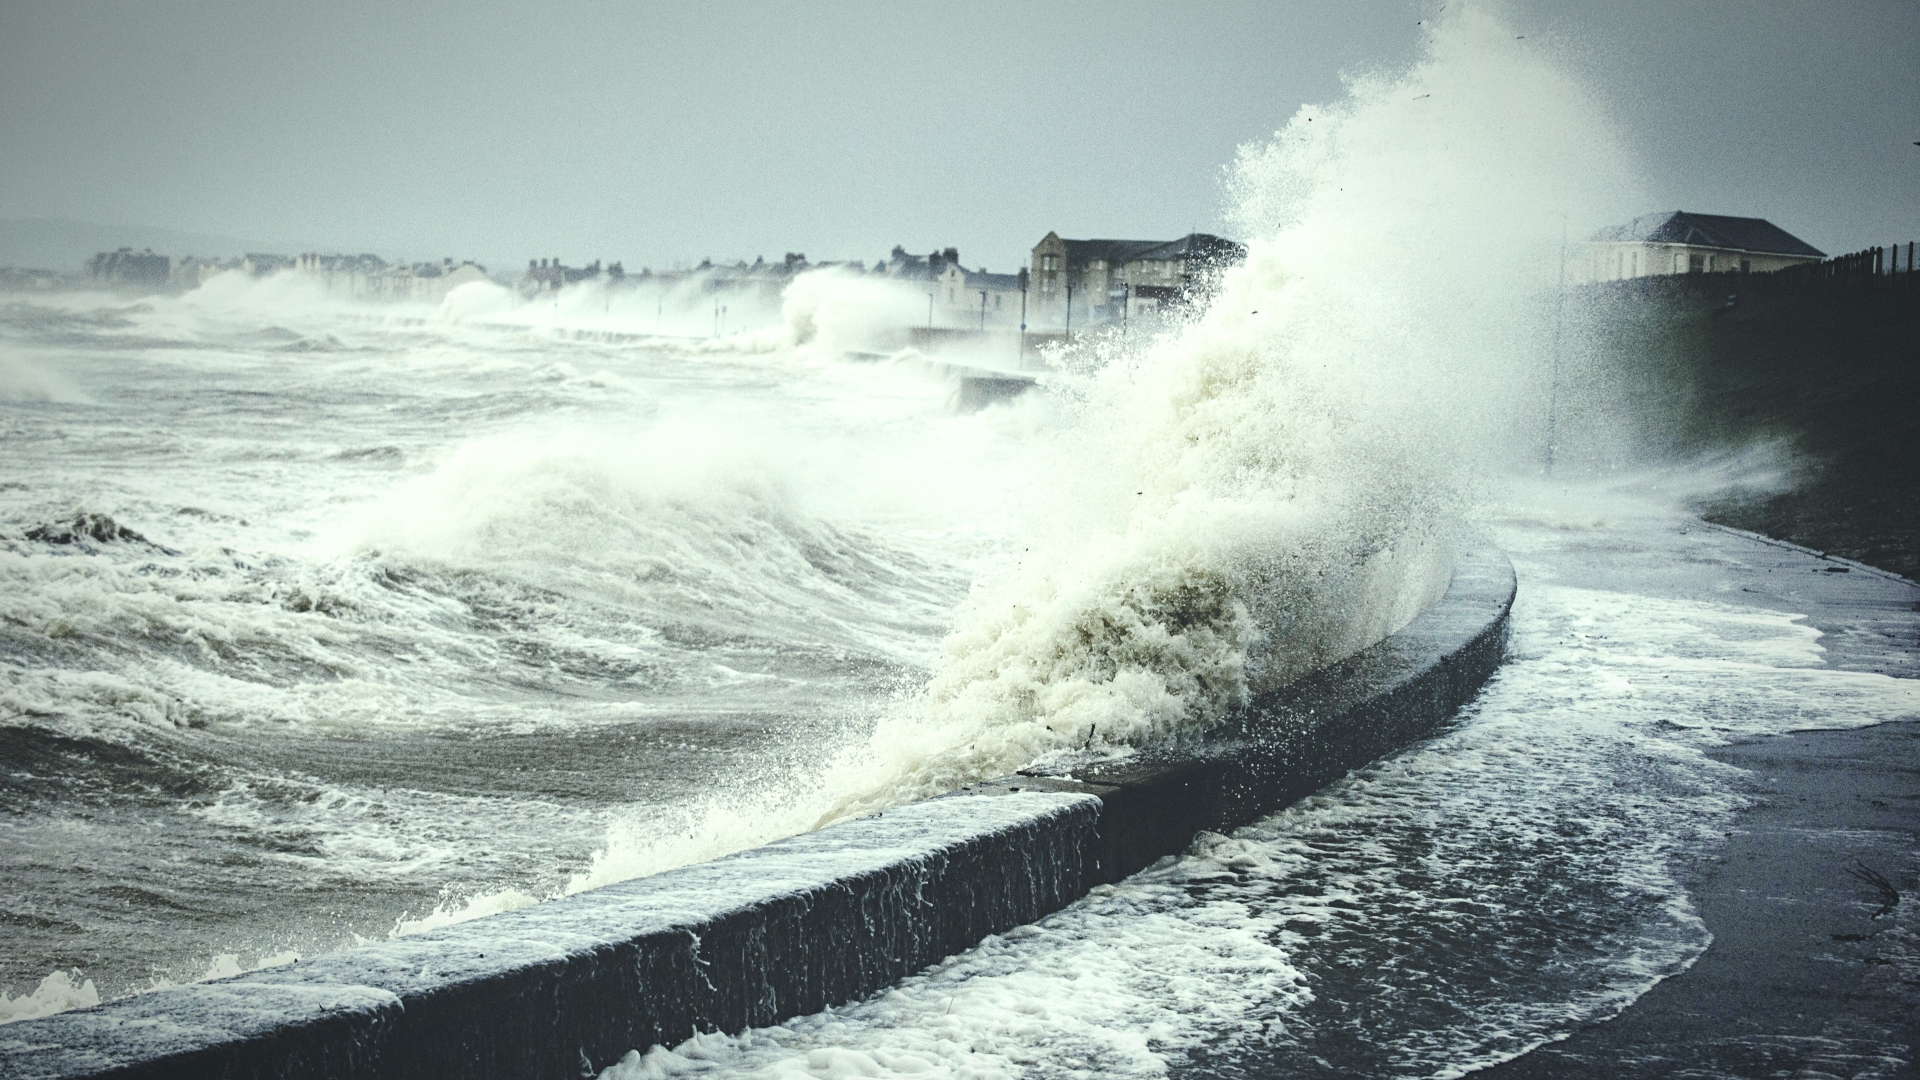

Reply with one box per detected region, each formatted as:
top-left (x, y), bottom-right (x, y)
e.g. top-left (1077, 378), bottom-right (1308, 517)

top-left (1478, 506), bottom-right (1920, 1079)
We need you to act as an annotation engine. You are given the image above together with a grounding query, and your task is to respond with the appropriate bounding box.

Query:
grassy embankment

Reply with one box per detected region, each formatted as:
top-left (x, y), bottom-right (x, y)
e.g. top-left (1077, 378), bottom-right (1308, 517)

top-left (1569, 274), bottom-right (1920, 579)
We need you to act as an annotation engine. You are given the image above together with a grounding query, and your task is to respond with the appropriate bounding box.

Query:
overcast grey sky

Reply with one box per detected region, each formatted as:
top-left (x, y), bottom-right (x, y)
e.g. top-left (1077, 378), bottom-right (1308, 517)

top-left (1, 1), bottom-right (1914, 271)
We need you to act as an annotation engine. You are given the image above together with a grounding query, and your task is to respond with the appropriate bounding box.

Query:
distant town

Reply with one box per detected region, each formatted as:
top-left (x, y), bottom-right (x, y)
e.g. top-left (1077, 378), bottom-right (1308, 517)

top-left (6, 231), bottom-right (1244, 335)
top-left (2, 211), bottom-right (1901, 336)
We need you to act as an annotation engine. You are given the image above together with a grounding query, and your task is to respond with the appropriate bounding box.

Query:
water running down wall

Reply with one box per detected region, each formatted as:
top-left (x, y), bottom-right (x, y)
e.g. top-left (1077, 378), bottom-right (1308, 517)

top-left (0, 538), bottom-right (1512, 1080)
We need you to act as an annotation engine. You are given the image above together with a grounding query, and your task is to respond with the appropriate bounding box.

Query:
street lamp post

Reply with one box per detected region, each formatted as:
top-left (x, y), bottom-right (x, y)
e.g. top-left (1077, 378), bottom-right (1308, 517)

top-left (1017, 267), bottom-right (1029, 367)
top-left (1544, 216), bottom-right (1568, 477)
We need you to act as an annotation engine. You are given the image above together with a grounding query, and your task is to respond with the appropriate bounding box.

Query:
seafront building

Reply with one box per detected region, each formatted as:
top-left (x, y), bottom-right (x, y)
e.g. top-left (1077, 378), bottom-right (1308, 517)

top-left (1580, 211), bottom-right (1824, 282)
top-left (85, 248), bottom-right (170, 289)
top-left (75, 232), bottom-right (1249, 328)
top-left (935, 260), bottom-right (1025, 327)
top-left (1028, 232), bottom-right (1247, 328)
top-left (70, 213), bottom-right (1834, 321)
top-left (77, 246), bottom-right (493, 301)
top-left (297, 253), bottom-right (489, 303)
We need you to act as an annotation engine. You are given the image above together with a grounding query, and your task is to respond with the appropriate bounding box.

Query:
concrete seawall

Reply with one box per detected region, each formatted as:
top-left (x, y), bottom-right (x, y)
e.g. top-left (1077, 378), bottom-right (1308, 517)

top-left (2, 539), bottom-right (1514, 1080)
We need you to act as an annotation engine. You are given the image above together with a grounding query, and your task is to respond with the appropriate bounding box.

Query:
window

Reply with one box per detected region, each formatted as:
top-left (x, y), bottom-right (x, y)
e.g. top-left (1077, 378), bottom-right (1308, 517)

top-left (1688, 253), bottom-right (1704, 273)
top-left (1041, 255), bottom-right (1058, 271)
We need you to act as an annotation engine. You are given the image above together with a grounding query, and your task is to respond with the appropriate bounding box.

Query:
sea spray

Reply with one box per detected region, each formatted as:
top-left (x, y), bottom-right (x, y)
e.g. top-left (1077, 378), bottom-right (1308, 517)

top-left (572, 4), bottom-right (1647, 879)
top-left (803, 5), bottom-right (1643, 816)
top-left (0, 971), bottom-right (98, 1026)
top-left (0, 274), bottom-right (1035, 996)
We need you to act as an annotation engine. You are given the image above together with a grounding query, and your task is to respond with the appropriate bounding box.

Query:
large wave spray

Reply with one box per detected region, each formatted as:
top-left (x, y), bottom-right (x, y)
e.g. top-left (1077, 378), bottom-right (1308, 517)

top-left (844, 7), bottom-right (1638, 800)
top-left (576, 7), bottom-right (1648, 882)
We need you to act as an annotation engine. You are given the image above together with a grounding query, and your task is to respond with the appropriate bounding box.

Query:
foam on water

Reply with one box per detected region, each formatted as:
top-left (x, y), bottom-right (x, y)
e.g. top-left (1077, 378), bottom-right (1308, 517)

top-left (0, 258), bottom-right (1048, 998)
top-left (0, 972), bottom-right (99, 1026)
top-left (595, 497), bottom-right (1920, 1079)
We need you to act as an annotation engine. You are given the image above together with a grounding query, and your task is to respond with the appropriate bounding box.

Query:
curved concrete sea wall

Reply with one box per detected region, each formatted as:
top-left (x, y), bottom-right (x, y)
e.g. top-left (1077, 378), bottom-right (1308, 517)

top-left (2, 539), bottom-right (1514, 1080)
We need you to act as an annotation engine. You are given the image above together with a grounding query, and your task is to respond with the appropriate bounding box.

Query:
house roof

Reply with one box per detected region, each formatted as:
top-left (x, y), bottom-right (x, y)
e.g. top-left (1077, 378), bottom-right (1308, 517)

top-left (1127, 234), bottom-right (1247, 263)
top-left (1059, 238), bottom-right (1165, 264)
top-left (962, 269), bottom-right (1022, 290)
top-left (1591, 212), bottom-right (1823, 258)
top-left (1040, 233), bottom-right (1248, 267)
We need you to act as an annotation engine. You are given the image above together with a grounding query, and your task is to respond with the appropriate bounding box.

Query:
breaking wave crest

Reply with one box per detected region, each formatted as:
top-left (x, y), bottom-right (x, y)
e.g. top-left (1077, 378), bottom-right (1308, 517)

top-left (575, 4), bottom-right (1646, 883)
top-left (814, 3), bottom-right (1636, 813)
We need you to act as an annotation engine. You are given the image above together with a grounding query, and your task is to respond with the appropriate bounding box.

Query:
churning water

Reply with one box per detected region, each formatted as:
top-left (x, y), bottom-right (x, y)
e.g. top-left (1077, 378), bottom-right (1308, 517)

top-left (0, 272), bottom-right (1059, 1010)
top-left (590, 495), bottom-right (1920, 1080)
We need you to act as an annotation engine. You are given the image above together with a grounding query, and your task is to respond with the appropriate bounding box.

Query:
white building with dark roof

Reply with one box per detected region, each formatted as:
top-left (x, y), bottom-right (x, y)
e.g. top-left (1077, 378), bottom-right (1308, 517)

top-left (86, 248), bottom-right (170, 289)
top-left (935, 261), bottom-right (1024, 327)
top-left (1029, 232), bottom-right (1245, 328)
top-left (1580, 211), bottom-right (1824, 282)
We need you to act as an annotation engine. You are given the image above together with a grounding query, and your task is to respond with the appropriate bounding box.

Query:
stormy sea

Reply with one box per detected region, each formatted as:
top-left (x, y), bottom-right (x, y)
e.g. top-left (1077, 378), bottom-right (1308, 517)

top-left (5, 10), bottom-right (1917, 1078)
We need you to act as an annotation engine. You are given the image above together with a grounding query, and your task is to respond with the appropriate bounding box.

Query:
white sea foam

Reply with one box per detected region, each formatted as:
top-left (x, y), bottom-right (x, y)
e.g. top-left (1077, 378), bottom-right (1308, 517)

top-left (596, 499), bottom-right (1919, 1078)
top-left (884, 5), bottom-right (1634, 753)
top-left (0, 353), bottom-right (89, 403)
top-left (432, 266), bottom-right (793, 344)
top-left (777, 268), bottom-right (930, 355)
top-left (0, 971), bottom-right (99, 1026)
top-left (0, 248), bottom-right (1055, 992)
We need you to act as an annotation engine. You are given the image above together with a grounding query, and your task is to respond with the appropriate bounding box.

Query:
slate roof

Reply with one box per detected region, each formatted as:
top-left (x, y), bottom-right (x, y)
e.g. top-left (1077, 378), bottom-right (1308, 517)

top-left (948, 267), bottom-right (1021, 290)
top-left (1591, 212), bottom-right (1823, 258)
top-left (1128, 234), bottom-right (1247, 263)
top-left (1058, 238), bottom-right (1166, 264)
top-left (1047, 233), bottom-right (1247, 268)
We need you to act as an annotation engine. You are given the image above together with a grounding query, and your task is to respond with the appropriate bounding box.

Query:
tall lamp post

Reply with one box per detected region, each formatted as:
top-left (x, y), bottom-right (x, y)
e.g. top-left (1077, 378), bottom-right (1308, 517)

top-left (1064, 282), bottom-right (1074, 341)
top-left (1545, 218), bottom-right (1568, 476)
top-left (1017, 267), bottom-right (1029, 366)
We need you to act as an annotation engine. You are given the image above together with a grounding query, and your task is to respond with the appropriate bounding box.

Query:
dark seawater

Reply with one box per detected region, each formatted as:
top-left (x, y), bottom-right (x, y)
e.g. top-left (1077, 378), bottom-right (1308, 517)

top-left (0, 282), bottom-right (1039, 1011)
top-left (593, 504), bottom-right (1920, 1079)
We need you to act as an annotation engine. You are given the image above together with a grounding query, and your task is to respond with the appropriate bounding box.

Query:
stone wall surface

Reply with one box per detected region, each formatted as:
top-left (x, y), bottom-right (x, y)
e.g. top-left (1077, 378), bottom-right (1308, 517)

top-left (1, 537), bottom-right (1514, 1080)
